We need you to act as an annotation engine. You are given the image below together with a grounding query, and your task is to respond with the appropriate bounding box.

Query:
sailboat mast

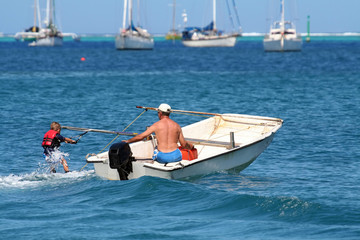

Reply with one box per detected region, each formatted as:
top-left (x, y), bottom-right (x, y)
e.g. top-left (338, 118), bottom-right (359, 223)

top-left (52, 0), bottom-right (56, 27)
top-left (137, 0), bottom-right (140, 27)
top-left (37, 0), bottom-right (42, 30)
top-left (122, 0), bottom-right (127, 30)
top-left (48, 0), bottom-right (54, 27)
top-left (280, 0), bottom-right (285, 49)
top-left (281, 0), bottom-right (285, 31)
top-left (46, 0), bottom-right (49, 27)
top-left (213, 0), bottom-right (216, 30)
top-left (172, 0), bottom-right (176, 32)
top-left (129, 0), bottom-right (133, 32)
top-left (33, 0), bottom-right (37, 31)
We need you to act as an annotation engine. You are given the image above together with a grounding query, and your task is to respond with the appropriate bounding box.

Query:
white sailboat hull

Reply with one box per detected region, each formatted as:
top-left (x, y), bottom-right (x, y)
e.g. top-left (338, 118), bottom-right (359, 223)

top-left (29, 36), bottom-right (63, 47)
top-left (263, 37), bottom-right (302, 52)
top-left (182, 35), bottom-right (237, 47)
top-left (87, 114), bottom-right (283, 180)
top-left (115, 34), bottom-right (154, 50)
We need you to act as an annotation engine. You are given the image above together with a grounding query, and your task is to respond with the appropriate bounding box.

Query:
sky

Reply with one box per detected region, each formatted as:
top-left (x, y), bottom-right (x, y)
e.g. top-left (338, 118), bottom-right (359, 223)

top-left (1, 0), bottom-right (359, 35)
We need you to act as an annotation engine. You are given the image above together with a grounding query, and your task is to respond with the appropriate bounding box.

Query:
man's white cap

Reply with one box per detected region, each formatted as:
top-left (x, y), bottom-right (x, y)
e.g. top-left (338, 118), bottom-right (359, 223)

top-left (158, 103), bottom-right (171, 113)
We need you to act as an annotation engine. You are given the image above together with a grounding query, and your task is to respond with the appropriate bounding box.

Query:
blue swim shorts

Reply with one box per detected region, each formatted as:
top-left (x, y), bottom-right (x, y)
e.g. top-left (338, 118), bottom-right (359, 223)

top-left (153, 148), bottom-right (182, 164)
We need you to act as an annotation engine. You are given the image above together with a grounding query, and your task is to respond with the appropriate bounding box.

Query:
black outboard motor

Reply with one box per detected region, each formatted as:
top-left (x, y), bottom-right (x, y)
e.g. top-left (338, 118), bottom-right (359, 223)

top-left (109, 142), bottom-right (134, 180)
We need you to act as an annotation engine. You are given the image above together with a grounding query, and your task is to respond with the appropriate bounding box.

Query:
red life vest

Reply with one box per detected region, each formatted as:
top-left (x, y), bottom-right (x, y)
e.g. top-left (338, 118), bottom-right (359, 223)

top-left (42, 130), bottom-right (59, 148)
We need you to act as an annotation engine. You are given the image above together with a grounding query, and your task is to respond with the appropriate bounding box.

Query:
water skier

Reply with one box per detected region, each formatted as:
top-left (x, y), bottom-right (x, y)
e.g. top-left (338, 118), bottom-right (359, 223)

top-left (42, 121), bottom-right (76, 173)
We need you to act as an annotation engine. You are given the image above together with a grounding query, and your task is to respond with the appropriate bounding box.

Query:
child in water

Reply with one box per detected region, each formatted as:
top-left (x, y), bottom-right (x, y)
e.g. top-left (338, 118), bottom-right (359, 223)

top-left (42, 122), bottom-right (76, 173)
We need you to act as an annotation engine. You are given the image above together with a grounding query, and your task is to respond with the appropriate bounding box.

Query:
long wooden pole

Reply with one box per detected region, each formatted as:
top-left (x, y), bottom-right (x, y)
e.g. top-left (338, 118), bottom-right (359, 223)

top-left (136, 106), bottom-right (283, 123)
top-left (136, 106), bottom-right (220, 116)
top-left (62, 126), bottom-right (137, 136)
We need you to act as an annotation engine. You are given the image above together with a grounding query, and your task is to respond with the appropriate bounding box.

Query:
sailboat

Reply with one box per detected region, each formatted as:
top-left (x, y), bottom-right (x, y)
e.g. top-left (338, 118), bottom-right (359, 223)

top-left (15, 0), bottom-right (43, 42)
top-left (18, 0), bottom-right (40, 42)
top-left (165, 0), bottom-right (181, 40)
top-left (31, 0), bottom-right (62, 46)
top-left (115, 0), bottom-right (154, 50)
top-left (263, 0), bottom-right (302, 52)
top-left (181, 0), bottom-right (241, 47)
top-left (15, 0), bottom-right (80, 46)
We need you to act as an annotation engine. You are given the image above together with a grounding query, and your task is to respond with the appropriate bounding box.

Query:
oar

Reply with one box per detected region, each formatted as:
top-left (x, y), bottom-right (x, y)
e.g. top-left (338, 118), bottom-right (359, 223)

top-left (136, 106), bottom-right (220, 116)
top-left (136, 106), bottom-right (283, 123)
top-left (62, 126), bottom-right (138, 136)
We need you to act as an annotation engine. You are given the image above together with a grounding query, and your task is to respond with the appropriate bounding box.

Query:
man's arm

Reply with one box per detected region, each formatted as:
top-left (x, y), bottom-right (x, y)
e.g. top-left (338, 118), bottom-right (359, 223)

top-left (124, 125), bottom-right (156, 144)
top-left (178, 129), bottom-right (193, 149)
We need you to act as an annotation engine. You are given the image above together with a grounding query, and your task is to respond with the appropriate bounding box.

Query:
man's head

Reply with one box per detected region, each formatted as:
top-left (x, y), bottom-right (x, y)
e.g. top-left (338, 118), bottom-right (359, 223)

top-left (50, 121), bottom-right (61, 132)
top-left (158, 103), bottom-right (171, 117)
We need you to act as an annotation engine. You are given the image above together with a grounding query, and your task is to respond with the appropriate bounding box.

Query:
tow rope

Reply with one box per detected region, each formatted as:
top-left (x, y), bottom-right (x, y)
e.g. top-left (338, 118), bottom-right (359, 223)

top-left (70, 131), bottom-right (88, 143)
top-left (80, 109), bottom-right (148, 171)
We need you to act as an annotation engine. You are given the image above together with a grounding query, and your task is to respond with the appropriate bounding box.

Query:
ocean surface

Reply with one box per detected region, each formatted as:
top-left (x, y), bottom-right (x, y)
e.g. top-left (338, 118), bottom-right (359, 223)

top-left (0, 36), bottom-right (359, 239)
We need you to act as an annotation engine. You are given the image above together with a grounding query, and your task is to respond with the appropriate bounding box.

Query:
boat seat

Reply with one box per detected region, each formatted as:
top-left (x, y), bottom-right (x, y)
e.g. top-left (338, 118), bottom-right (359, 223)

top-left (185, 137), bottom-right (240, 148)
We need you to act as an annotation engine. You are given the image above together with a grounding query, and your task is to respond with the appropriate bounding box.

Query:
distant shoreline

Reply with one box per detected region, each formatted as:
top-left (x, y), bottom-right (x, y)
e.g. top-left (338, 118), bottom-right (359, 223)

top-left (1, 32), bottom-right (359, 42)
top-left (1, 32), bottom-right (359, 38)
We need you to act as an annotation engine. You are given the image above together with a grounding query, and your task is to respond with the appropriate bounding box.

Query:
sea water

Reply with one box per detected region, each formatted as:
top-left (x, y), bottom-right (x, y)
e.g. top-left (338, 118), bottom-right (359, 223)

top-left (0, 37), bottom-right (359, 239)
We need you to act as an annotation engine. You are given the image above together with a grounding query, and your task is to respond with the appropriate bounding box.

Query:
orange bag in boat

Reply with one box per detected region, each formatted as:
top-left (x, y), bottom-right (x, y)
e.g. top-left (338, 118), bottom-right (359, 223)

top-left (179, 146), bottom-right (198, 160)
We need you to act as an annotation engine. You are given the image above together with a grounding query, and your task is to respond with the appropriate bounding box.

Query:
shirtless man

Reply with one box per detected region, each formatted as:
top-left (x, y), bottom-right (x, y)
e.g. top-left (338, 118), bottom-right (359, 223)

top-left (123, 104), bottom-right (193, 163)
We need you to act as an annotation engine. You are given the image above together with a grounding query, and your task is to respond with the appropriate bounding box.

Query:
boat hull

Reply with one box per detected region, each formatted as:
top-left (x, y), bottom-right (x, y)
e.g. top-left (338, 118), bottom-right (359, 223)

top-left (143, 133), bottom-right (276, 180)
top-left (182, 36), bottom-right (237, 47)
top-left (29, 36), bottom-right (63, 47)
top-left (115, 34), bottom-right (154, 50)
top-left (87, 113), bottom-right (283, 181)
top-left (89, 133), bottom-right (276, 180)
top-left (263, 38), bottom-right (302, 52)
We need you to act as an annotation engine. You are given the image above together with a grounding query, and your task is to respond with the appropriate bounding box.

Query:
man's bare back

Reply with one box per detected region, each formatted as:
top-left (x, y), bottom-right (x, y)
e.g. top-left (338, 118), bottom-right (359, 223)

top-left (151, 117), bottom-right (181, 153)
top-left (123, 104), bottom-right (193, 154)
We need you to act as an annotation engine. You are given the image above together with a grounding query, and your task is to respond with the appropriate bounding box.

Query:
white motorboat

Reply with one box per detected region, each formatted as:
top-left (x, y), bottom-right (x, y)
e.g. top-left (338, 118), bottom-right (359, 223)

top-left (263, 0), bottom-right (302, 52)
top-left (181, 0), bottom-right (241, 47)
top-left (14, 0), bottom-right (80, 47)
top-left (83, 107), bottom-right (283, 180)
top-left (115, 0), bottom-right (154, 50)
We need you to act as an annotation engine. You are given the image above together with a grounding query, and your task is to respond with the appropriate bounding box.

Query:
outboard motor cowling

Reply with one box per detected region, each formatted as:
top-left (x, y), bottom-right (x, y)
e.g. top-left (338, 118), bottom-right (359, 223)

top-left (109, 142), bottom-right (134, 180)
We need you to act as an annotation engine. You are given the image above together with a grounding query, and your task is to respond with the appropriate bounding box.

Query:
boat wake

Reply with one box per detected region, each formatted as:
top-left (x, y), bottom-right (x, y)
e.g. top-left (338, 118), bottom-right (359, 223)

top-left (0, 170), bottom-right (95, 190)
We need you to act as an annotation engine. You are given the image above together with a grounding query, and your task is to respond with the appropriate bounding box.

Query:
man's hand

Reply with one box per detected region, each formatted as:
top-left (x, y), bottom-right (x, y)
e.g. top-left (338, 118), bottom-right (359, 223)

top-left (184, 142), bottom-right (194, 150)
